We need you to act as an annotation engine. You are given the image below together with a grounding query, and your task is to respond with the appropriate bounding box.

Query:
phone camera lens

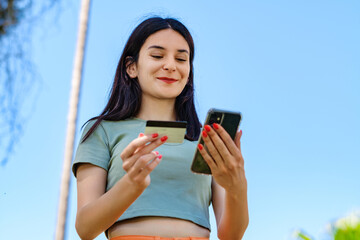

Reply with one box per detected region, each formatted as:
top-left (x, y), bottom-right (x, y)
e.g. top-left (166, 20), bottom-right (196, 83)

top-left (209, 113), bottom-right (222, 125)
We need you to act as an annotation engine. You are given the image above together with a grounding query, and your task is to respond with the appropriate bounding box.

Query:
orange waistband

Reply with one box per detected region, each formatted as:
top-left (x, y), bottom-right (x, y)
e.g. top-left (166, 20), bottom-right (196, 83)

top-left (110, 236), bottom-right (209, 240)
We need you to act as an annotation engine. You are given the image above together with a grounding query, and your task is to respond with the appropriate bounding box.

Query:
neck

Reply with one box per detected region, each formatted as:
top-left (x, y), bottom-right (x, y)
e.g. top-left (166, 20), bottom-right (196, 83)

top-left (136, 94), bottom-right (177, 121)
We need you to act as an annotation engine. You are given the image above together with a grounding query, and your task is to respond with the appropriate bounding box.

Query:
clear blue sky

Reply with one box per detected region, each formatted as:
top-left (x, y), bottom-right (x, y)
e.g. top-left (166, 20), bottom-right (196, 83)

top-left (1, 1), bottom-right (359, 239)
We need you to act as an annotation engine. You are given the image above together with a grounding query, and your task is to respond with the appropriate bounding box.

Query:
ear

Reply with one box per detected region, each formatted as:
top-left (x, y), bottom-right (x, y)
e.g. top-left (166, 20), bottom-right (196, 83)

top-left (126, 57), bottom-right (138, 78)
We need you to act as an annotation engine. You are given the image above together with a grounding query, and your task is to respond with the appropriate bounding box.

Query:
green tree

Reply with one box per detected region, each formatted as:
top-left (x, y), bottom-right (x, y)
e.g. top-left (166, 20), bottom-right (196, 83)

top-left (0, 0), bottom-right (59, 166)
top-left (1, 2), bottom-right (91, 239)
top-left (294, 211), bottom-right (360, 240)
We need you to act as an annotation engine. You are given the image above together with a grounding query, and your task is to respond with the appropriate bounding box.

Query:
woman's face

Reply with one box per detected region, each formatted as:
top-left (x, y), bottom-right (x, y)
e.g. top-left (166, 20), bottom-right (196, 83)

top-left (127, 29), bottom-right (191, 100)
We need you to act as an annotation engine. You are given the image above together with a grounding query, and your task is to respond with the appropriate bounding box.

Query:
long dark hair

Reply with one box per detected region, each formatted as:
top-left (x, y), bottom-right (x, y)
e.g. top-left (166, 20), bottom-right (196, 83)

top-left (82, 17), bottom-right (201, 142)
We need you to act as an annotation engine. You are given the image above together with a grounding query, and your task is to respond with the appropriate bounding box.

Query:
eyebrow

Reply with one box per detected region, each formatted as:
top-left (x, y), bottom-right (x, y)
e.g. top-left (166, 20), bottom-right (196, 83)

top-left (147, 45), bottom-right (189, 54)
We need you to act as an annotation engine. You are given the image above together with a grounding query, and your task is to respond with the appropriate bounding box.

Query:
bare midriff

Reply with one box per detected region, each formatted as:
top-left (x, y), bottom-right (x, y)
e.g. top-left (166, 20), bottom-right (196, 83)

top-left (107, 216), bottom-right (211, 238)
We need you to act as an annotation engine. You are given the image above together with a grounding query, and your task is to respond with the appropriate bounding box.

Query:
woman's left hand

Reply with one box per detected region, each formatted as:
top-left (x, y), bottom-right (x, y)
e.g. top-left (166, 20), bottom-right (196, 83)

top-left (198, 123), bottom-right (247, 194)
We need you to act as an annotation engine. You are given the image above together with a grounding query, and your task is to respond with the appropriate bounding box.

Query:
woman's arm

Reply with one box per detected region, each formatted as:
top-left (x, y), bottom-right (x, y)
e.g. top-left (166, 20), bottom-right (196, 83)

top-left (198, 125), bottom-right (249, 240)
top-left (212, 177), bottom-right (248, 240)
top-left (76, 164), bottom-right (146, 240)
top-left (75, 134), bottom-right (166, 240)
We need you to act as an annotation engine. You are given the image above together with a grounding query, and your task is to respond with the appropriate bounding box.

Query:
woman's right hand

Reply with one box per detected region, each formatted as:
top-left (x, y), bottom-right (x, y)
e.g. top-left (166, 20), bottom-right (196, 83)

top-left (120, 133), bottom-right (168, 189)
top-left (75, 133), bottom-right (168, 240)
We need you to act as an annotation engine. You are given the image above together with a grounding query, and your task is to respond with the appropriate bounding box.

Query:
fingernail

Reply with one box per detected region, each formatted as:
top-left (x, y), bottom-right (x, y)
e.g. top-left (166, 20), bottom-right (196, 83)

top-left (198, 144), bottom-right (203, 150)
top-left (139, 133), bottom-right (144, 137)
top-left (152, 133), bottom-right (159, 138)
top-left (213, 123), bottom-right (219, 129)
top-left (204, 125), bottom-right (211, 132)
top-left (154, 151), bottom-right (159, 155)
top-left (158, 155), bottom-right (163, 160)
top-left (161, 136), bottom-right (168, 142)
top-left (202, 131), bottom-right (208, 138)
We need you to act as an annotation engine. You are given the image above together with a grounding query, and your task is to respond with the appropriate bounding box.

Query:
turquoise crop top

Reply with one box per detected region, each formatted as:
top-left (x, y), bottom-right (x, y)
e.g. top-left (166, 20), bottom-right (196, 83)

top-left (72, 118), bottom-right (212, 230)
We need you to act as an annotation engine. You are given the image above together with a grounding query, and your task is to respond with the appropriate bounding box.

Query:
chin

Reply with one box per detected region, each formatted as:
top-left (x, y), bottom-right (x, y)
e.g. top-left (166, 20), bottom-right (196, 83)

top-left (157, 92), bottom-right (182, 99)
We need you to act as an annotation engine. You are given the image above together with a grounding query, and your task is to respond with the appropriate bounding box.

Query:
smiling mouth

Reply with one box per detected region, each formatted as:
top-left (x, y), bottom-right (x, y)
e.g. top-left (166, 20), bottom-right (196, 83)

top-left (157, 77), bottom-right (178, 84)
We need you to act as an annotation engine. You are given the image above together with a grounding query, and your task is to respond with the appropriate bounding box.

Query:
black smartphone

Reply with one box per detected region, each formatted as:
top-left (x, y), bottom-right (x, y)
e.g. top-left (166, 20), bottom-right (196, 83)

top-left (191, 108), bottom-right (242, 175)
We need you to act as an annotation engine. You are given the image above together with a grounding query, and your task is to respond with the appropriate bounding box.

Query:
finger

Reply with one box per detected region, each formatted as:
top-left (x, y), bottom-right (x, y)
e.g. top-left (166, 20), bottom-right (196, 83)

top-left (235, 130), bottom-right (242, 149)
top-left (212, 123), bottom-right (240, 156)
top-left (134, 133), bottom-right (146, 154)
top-left (127, 152), bottom-right (159, 178)
top-left (233, 130), bottom-right (245, 166)
top-left (133, 135), bottom-right (168, 159)
top-left (121, 133), bottom-right (160, 159)
top-left (204, 125), bottom-right (232, 162)
top-left (197, 143), bottom-right (217, 172)
top-left (201, 129), bottom-right (224, 166)
top-left (123, 150), bottom-right (159, 172)
top-left (137, 154), bottom-right (163, 179)
top-left (123, 136), bottom-right (167, 171)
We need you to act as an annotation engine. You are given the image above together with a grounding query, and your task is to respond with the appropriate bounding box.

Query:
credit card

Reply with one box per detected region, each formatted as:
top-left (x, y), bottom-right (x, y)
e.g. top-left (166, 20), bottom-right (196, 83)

top-left (145, 120), bottom-right (187, 143)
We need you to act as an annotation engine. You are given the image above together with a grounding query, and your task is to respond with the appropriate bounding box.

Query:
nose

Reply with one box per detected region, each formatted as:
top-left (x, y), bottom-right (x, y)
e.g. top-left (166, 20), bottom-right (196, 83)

top-left (162, 58), bottom-right (176, 72)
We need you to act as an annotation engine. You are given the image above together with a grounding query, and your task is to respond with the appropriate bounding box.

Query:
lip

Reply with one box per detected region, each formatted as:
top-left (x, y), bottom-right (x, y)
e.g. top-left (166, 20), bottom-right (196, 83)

top-left (157, 77), bottom-right (178, 84)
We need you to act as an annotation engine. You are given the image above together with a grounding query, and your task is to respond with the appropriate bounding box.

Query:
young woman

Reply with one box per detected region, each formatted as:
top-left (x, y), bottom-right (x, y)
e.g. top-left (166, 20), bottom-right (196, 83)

top-left (72, 17), bottom-right (248, 240)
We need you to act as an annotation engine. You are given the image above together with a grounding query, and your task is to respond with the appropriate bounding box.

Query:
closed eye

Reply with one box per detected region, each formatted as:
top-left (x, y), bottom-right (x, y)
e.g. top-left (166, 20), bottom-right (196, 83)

top-left (151, 55), bottom-right (163, 59)
top-left (176, 58), bottom-right (187, 62)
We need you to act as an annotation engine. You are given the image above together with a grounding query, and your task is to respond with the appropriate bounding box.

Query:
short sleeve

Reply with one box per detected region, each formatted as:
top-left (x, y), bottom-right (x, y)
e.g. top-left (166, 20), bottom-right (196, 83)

top-left (72, 121), bottom-right (110, 177)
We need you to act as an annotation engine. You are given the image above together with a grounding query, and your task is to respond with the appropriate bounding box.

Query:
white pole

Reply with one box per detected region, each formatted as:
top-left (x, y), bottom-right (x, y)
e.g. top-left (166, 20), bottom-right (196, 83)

top-left (55, 0), bottom-right (91, 239)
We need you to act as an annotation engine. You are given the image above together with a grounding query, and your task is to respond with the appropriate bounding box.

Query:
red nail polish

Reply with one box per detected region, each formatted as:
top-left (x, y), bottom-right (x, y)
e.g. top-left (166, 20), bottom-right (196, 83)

top-left (204, 125), bottom-right (211, 132)
top-left (152, 133), bottom-right (159, 138)
top-left (198, 144), bottom-right (203, 150)
top-left (202, 131), bottom-right (207, 138)
top-left (213, 123), bottom-right (219, 129)
top-left (139, 133), bottom-right (144, 137)
top-left (161, 136), bottom-right (168, 142)
top-left (158, 155), bottom-right (163, 160)
top-left (154, 151), bottom-right (159, 155)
